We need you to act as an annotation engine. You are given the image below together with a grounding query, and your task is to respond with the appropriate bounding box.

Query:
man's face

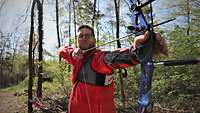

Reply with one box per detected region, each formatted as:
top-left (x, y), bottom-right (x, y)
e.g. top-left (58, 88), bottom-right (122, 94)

top-left (77, 28), bottom-right (96, 50)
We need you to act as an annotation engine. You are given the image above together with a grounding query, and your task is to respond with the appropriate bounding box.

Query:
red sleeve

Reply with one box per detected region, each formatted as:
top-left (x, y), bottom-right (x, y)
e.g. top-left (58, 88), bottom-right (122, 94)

top-left (58, 46), bottom-right (75, 64)
top-left (91, 51), bottom-right (114, 75)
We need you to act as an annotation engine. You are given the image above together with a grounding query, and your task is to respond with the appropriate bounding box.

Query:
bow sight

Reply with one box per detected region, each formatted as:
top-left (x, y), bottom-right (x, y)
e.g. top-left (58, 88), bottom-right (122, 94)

top-left (130, 0), bottom-right (155, 11)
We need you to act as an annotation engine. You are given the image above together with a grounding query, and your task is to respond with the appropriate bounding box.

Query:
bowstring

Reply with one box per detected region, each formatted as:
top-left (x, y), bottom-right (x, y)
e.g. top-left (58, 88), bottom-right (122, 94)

top-left (82, 68), bottom-right (92, 113)
top-left (81, 52), bottom-right (94, 113)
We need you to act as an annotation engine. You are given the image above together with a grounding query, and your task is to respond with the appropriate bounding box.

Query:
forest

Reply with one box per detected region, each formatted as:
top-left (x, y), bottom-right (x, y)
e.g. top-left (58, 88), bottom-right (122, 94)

top-left (0, 0), bottom-right (200, 113)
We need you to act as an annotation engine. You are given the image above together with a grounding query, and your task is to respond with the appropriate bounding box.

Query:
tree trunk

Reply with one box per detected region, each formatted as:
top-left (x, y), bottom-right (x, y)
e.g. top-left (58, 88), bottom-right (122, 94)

top-left (56, 0), bottom-right (61, 61)
top-left (114, 0), bottom-right (126, 106)
top-left (36, 0), bottom-right (43, 98)
top-left (56, 0), bottom-right (65, 90)
top-left (28, 0), bottom-right (36, 112)
top-left (68, 0), bottom-right (72, 72)
top-left (96, 0), bottom-right (100, 45)
top-left (186, 0), bottom-right (190, 36)
top-left (0, 0), bottom-right (6, 12)
top-left (73, 0), bottom-right (77, 47)
top-left (92, 0), bottom-right (97, 28)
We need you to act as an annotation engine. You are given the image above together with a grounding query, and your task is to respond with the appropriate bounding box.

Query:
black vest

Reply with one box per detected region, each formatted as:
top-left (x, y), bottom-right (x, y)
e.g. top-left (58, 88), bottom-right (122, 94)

top-left (77, 55), bottom-right (113, 86)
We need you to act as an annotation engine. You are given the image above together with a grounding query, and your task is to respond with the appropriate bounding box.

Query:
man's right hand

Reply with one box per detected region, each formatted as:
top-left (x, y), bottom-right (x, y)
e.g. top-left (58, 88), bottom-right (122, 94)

top-left (72, 48), bottom-right (84, 60)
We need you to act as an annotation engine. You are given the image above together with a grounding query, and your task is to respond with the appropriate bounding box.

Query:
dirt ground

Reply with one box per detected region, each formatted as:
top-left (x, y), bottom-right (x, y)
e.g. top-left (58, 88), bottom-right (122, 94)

top-left (0, 91), bottom-right (27, 113)
top-left (0, 90), bottom-right (197, 113)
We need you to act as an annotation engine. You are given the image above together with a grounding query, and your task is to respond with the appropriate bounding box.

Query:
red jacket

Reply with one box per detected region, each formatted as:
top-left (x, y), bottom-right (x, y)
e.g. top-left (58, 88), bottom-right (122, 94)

top-left (59, 46), bottom-right (139, 113)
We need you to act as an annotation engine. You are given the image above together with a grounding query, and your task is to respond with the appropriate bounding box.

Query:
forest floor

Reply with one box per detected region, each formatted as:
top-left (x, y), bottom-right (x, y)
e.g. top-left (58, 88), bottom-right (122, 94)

top-left (0, 90), bottom-right (199, 113)
top-left (0, 90), bottom-right (168, 113)
top-left (0, 88), bottom-right (199, 113)
top-left (0, 91), bottom-right (27, 113)
top-left (0, 90), bottom-right (166, 113)
top-left (0, 90), bottom-right (181, 113)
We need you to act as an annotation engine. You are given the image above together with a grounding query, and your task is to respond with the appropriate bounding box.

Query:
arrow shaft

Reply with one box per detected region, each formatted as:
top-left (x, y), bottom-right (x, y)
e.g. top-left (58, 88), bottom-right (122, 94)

top-left (84, 33), bottom-right (135, 52)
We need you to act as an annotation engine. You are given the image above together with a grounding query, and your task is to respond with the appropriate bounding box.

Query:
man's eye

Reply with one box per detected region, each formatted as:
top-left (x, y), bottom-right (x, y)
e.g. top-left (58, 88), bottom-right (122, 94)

top-left (78, 34), bottom-right (91, 38)
top-left (78, 35), bottom-right (83, 38)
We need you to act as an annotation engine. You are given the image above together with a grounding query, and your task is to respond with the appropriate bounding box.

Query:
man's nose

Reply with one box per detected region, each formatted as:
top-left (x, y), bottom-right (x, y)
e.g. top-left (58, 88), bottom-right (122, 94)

top-left (82, 35), bottom-right (86, 39)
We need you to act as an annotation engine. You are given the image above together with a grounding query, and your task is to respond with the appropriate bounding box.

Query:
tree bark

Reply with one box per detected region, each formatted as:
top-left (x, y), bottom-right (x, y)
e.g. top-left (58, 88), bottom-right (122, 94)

top-left (114, 0), bottom-right (126, 106)
top-left (36, 0), bottom-right (44, 98)
top-left (28, 0), bottom-right (36, 112)
top-left (68, 0), bottom-right (72, 72)
top-left (0, 0), bottom-right (6, 13)
top-left (186, 0), bottom-right (190, 36)
top-left (73, 0), bottom-right (77, 47)
top-left (56, 0), bottom-right (61, 61)
top-left (92, 0), bottom-right (97, 28)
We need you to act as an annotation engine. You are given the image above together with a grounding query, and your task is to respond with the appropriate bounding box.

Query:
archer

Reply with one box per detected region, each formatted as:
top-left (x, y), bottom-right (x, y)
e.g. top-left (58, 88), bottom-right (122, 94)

top-left (58, 25), bottom-right (167, 113)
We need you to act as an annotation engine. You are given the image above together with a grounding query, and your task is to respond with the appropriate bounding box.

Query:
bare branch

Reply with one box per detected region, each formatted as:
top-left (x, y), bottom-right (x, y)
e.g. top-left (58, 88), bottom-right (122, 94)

top-left (0, 0), bottom-right (6, 13)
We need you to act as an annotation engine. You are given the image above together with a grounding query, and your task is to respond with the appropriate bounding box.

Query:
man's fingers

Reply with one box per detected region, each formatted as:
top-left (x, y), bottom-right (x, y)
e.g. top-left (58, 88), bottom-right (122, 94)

top-left (72, 48), bottom-right (84, 59)
top-left (144, 31), bottom-right (150, 40)
top-left (74, 48), bottom-right (83, 54)
top-left (154, 32), bottom-right (168, 56)
top-left (137, 31), bottom-right (150, 43)
top-left (132, 31), bottom-right (168, 56)
top-left (133, 31), bottom-right (150, 48)
top-left (155, 32), bottom-right (165, 46)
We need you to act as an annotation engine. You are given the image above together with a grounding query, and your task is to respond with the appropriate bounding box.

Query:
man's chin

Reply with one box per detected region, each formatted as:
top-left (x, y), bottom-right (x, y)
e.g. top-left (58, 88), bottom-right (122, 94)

top-left (81, 48), bottom-right (87, 50)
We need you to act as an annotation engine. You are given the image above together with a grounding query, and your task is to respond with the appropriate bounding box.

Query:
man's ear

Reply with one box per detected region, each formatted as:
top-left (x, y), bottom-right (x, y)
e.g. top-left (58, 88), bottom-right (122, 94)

top-left (91, 37), bottom-right (96, 45)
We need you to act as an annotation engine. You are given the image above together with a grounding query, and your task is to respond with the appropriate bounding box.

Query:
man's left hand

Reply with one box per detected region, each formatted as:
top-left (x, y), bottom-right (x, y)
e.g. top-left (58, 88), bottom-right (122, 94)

top-left (132, 31), bottom-right (168, 57)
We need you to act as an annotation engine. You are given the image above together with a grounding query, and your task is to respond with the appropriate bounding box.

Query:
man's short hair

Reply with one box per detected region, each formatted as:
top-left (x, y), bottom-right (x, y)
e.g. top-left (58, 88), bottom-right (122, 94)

top-left (77, 25), bottom-right (95, 38)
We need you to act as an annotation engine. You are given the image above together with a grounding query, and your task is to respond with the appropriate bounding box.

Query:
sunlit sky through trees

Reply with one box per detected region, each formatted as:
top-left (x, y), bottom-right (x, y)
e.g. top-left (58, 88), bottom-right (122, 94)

top-left (0, 0), bottom-right (178, 58)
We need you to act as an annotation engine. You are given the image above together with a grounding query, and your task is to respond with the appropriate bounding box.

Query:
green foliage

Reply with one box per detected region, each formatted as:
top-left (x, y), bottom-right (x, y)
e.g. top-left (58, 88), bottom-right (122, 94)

top-left (167, 26), bottom-right (200, 59)
top-left (75, 0), bottom-right (94, 25)
top-left (166, 26), bottom-right (200, 85)
top-left (149, 26), bottom-right (200, 112)
top-left (0, 76), bottom-right (29, 92)
top-left (0, 54), bottom-right (28, 88)
top-left (42, 60), bottom-right (71, 94)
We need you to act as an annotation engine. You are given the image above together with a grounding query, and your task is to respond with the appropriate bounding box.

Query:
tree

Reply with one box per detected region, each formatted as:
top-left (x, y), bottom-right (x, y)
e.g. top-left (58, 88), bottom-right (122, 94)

top-left (28, 0), bottom-right (44, 112)
top-left (0, 0), bottom-right (6, 13)
top-left (36, 0), bottom-right (44, 99)
top-left (68, 0), bottom-right (72, 72)
top-left (73, 0), bottom-right (77, 46)
top-left (56, 0), bottom-right (61, 61)
top-left (164, 0), bottom-right (200, 36)
top-left (114, 0), bottom-right (126, 107)
top-left (28, 0), bottom-right (36, 112)
top-left (92, 0), bottom-right (97, 28)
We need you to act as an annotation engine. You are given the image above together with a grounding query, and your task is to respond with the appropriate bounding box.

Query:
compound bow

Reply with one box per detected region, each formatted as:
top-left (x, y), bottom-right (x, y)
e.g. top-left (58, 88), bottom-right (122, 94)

top-left (126, 0), bottom-right (175, 113)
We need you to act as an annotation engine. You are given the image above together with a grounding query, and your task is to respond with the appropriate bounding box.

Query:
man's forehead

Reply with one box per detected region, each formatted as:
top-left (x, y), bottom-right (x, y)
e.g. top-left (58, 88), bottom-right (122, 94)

top-left (78, 28), bottom-right (92, 33)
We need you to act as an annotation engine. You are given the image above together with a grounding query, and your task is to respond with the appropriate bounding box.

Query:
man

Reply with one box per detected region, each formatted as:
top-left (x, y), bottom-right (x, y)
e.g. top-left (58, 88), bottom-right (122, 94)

top-left (58, 25), bottom-right (168, 113)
